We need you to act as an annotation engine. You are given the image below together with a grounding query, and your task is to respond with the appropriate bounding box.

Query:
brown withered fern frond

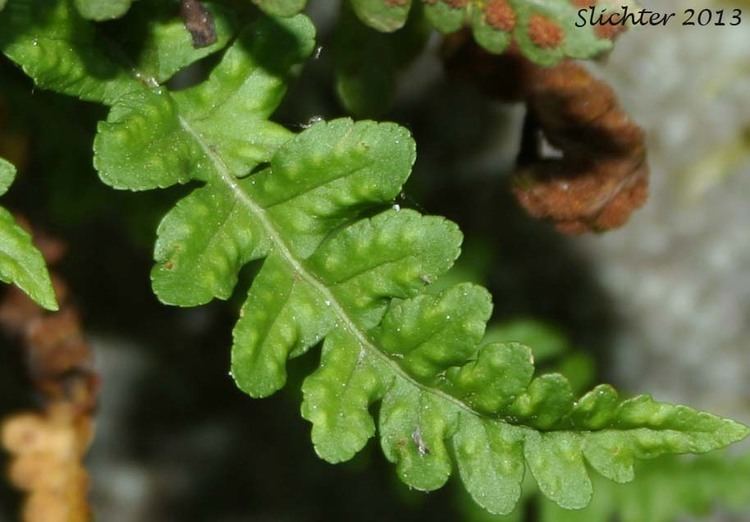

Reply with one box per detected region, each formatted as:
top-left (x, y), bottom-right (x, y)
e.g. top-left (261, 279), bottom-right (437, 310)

top-left (445, 34), bottom-right (649, 234)
top-left (0, 229), bottom-right (98, 522)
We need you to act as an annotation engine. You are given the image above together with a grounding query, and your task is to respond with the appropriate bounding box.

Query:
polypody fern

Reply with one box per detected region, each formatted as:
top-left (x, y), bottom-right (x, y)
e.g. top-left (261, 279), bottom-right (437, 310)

top-left (1, 0), bottom-right (747, 516)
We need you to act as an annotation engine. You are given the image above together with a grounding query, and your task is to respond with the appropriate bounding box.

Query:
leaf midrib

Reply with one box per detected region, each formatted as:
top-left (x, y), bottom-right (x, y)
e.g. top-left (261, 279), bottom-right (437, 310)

top-left (176, 114), bottom-right (493, 425)
top-left (174, 116), bottom-right (745, 443)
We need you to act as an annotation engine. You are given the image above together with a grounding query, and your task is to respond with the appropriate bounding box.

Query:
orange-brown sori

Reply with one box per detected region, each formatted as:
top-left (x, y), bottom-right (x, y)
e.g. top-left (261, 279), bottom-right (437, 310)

top-left (485, 0), bottom-right (516, 31)
top-left (528, 14), bottom-right (565, 48)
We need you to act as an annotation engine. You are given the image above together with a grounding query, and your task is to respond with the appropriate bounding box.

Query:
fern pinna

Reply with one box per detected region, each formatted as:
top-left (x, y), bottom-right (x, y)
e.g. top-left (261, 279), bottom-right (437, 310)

top-left (0, 158), bottom-right (56, 310)
top-left (1, 0), bottom-right (747, 516)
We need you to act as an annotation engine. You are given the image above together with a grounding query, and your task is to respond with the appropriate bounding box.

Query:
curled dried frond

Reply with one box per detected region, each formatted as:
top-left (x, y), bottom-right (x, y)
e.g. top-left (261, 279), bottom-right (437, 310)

top-left (514, 60), bottom-right (649, 234)
top-left (0, 230), bottom-right (97, 522)
top-left (445, 36), bottom-right (649, 233)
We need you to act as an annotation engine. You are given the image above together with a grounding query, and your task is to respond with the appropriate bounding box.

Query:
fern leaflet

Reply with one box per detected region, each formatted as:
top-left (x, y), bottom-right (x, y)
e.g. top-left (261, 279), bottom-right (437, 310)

top-left (0, 158), bottom-right (57, 310)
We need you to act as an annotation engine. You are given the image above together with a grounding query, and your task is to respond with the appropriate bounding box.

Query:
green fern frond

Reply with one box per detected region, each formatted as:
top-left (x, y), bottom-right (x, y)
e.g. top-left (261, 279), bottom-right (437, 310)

top-left (136, 110), bottom-right (748, 514)
top-left (255, 0), bottom-right (619, 65)
top-left (91, 13), bottom-right (745, 515)
top-left (0, 158), bottom-right (57, 310)
top-left (2, 1), bottom-right (747, 516)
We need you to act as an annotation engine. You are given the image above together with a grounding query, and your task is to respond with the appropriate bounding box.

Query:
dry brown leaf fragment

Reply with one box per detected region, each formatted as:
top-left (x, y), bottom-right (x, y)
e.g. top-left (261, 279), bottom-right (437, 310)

top-left (514, 60), bottom-right (649, 233)
top-left (2, 406), bottom-right (92, 522)
top-left (180, 0), bottom-right (217, 48)
top-left (444, 34), bottom-right (649, 234)
top-left (0, 225), bottom-right (97, 522)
